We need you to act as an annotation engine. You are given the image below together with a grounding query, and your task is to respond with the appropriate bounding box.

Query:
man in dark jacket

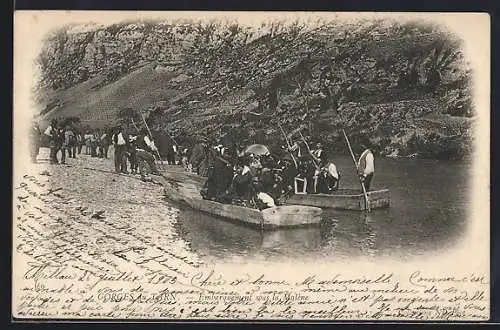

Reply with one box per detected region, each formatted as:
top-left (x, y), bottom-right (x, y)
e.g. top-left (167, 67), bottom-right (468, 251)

top-left (103, 131), bottom-right (112, 158)
top-left (201, 151), bottom-right (233, 202)
top-left (127, 135), bottom-right (139, 174)
top-left (112, 126), bottom-right (129, 174)
top-left (229, 157), bottom-right (253, 202)
top-left (62, 126), bottom-right (76, 160)
top-left (44, 119), bottom-right (59, 165)
top-left (76, 132), bottom-right (84, 154)
top-left (166, 144), bottom-right (176, 165)
top-left (189, 142), bottom-right (207, 175)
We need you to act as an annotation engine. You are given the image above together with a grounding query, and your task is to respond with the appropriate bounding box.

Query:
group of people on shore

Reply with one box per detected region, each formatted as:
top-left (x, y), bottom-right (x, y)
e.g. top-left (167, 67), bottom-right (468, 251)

top-left (110, 125), bottom-right (161, 178)
top-left (30, 119), bottom-right (375, 210)
top-left (30, 119), bottom-right (118, 165)
top-left (30, 119), bottom-right (161, 181)
top-left (30, 119), bottom-right (81, 165)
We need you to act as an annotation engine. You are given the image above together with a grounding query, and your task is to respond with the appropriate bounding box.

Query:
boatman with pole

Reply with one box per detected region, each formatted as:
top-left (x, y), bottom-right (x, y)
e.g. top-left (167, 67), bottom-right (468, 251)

top-left (357, 147), bottom-right (375, 191)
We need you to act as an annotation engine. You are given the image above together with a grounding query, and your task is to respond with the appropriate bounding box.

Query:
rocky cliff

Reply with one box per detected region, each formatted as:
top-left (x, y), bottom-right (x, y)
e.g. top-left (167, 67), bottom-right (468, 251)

top-left (36, 19), bottom-right (475, 160)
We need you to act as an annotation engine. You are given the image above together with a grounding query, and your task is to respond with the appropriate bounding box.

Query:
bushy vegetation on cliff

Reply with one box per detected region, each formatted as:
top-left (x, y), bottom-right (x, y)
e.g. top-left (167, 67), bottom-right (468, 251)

top-left (36, 18), bottom-right (475, 159)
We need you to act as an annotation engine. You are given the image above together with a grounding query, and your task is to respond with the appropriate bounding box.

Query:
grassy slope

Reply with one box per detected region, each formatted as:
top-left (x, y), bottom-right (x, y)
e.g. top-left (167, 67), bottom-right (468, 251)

top-left (42, 64), bottom-right (181, 128)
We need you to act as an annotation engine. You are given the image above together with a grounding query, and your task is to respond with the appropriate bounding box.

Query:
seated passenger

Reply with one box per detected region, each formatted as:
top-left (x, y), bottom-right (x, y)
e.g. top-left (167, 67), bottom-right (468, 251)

top-left (229, 157), bottom-right (253, 202)
top-left (314, 159), bottom-right (340, 194)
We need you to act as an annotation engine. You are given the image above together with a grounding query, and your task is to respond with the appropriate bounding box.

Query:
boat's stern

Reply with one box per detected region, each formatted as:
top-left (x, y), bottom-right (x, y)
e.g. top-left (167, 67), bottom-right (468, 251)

top-left (261, 205), bottom-right (323, 228)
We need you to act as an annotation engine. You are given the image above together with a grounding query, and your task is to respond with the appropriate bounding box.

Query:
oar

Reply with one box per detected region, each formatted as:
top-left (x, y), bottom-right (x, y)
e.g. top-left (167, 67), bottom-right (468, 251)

top-left (342, 129), bottom-right (371, 212)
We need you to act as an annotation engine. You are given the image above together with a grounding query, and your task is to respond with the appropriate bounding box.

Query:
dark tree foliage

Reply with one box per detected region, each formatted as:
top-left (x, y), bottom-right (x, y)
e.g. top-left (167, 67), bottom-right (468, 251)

top-left (37, 18), bottom-right (474, 159)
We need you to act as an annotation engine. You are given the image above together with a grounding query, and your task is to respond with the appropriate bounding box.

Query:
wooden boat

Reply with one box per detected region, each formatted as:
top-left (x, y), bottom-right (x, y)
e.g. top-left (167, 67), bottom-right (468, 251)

top-left (286, 188), bottom-right (390, 211)
top-left (157, 168), bottom-right (323, 230)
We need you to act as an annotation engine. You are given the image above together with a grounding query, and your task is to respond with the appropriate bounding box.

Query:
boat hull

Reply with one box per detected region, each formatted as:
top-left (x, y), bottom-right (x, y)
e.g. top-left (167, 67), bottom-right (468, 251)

top-left (159, 172), bottom-right (323, 229)
top-left (286, 189), bottom-right (390, 211)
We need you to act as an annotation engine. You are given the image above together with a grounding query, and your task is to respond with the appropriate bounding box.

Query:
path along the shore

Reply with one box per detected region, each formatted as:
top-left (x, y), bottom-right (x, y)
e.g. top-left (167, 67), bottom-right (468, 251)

top-left (14, 147), bottom-right (205, 285)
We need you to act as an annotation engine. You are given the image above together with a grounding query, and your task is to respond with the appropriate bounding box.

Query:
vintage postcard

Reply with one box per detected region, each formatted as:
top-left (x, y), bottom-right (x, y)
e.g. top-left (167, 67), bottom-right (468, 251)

top-left (12, 11), bottom-right (490, 321)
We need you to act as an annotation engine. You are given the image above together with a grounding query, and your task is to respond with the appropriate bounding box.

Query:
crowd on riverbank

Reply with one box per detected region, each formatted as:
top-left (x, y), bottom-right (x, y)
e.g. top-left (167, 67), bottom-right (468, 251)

top-left (30, 118), bottom-right (375, 210)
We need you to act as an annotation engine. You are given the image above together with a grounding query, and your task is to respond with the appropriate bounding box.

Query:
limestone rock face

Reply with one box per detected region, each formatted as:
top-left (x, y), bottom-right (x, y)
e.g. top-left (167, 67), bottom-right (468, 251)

top-left (37, 20), bottom-right (474, 160)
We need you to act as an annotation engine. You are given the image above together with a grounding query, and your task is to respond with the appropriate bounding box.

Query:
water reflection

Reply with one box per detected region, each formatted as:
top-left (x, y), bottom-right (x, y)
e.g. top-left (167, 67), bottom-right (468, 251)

top-left (174, 207), bottom-right (323, 262)
top-left (318, 211), bottom-right (377, 260)
top-left (260, 226), bottom-right (321, 253)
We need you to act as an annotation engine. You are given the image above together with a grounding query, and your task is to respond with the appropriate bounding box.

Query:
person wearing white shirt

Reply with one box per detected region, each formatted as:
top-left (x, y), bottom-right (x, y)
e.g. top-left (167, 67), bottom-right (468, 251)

top-left (357, 148), bottom-right (375, 191)
top-left (135, 128), bottom-right (160, 178)
top-left (312, 142), bottom-right (324, 163)
top-left (256, 192), bottom-right (276, 209)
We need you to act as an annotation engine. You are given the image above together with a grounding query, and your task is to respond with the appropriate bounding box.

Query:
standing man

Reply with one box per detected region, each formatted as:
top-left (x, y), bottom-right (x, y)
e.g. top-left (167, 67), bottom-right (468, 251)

top-left (312, 142), bottom-right (324, 164)
top-left (84, 133), bottom-right (92, 155)
top-left (70, 127), bottom-right (78, 158)
top-left (99, 130), bottom-right (111, 158)
top-left (63, 125), bottom-right (76, 160)
top-left (358, 148), bottom-right (374, 191)
top-left (44, 119), bottom-right (59, 165)
top-left (166, 144), bottom-right (176, 165)
top-left (113, 125), bottom-right (129, 174)
top-left (189, 140), bottom-right (207, 175)
top-left (181, 147), bottom-right (190, 171)
top-left (90, 132), bottom-right (98, 157)
top-left (59, 126), bottom-right (69, 164)
top-left (127, 135), bottom-right (139, 174)
top-left (76, 131), bottom-right (83, 155)
top-left (29, 119), bottom-right (41, 163)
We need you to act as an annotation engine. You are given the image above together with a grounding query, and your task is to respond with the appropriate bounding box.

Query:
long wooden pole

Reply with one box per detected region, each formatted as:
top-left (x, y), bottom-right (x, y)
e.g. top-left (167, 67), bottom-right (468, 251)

top-left (130, 118), bottom-right (140, 132)
top-left (342, 129), bottom-right (371, 212)
top-left (141, 113), bottom-right (164, 170)
top-left (277, 123), bottom-right (298, 168)
top-left (298, 131), bottom-right (320, 168)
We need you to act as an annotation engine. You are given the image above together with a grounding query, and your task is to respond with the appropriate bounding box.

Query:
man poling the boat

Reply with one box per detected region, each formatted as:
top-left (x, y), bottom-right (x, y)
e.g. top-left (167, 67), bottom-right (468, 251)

top-left (357, 147), bottom-right (375, 191)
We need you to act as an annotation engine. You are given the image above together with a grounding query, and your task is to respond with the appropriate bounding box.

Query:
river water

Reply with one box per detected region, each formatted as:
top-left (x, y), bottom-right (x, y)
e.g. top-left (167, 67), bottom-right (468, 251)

top-left (172, 156), bottom-right (472, 263)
